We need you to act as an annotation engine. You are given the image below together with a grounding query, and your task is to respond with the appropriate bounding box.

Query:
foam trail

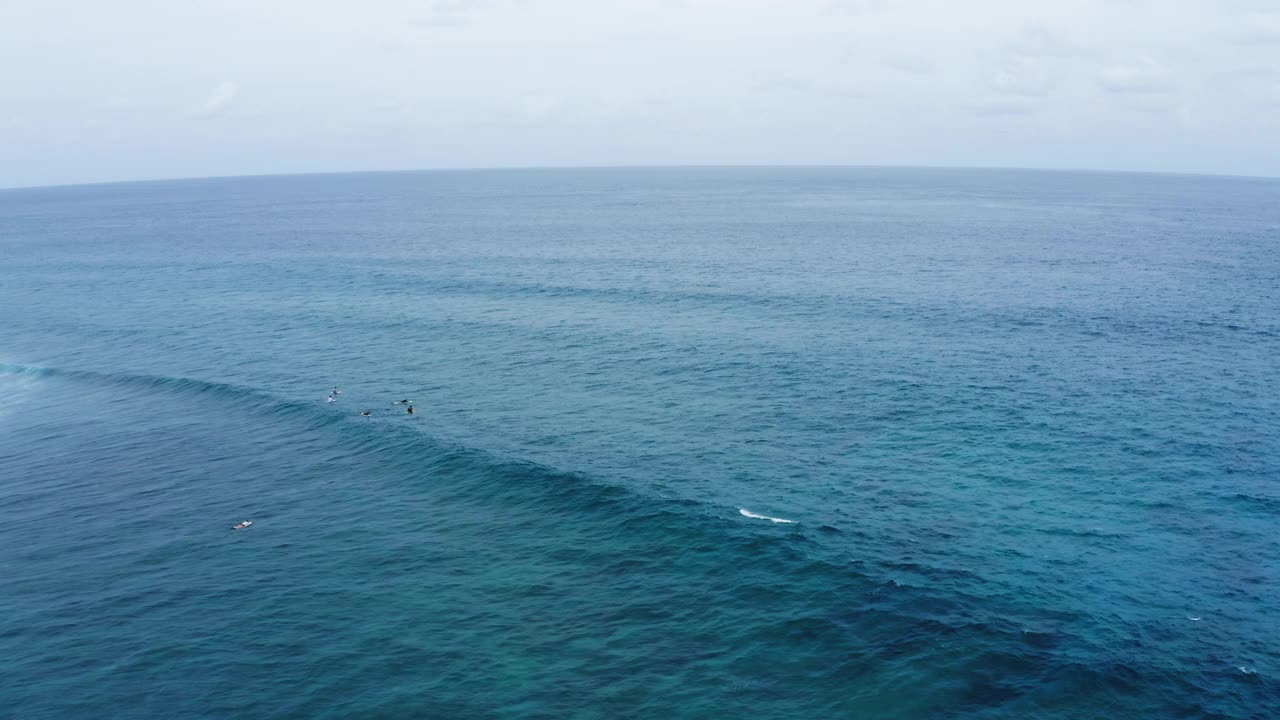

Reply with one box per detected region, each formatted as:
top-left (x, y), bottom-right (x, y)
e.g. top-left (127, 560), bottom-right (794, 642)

top-left (739, 508), bottom-right (796, 524)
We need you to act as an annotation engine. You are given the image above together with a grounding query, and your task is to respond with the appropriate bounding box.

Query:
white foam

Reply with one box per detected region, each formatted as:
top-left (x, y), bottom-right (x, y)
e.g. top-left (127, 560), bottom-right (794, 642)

top-left (1239, 666), bottom-right (1256, 675)
top-left (0, 370), bottom-right (45, 422)
top-left (739, 508), bottom-right (796, 524)
top-left (1187, 616), bottom-right (1202, 621)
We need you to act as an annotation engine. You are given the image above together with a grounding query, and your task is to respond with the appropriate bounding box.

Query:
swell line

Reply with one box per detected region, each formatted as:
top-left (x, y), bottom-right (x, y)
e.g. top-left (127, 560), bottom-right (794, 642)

top-left (0, 361), bottom-right (798, 534)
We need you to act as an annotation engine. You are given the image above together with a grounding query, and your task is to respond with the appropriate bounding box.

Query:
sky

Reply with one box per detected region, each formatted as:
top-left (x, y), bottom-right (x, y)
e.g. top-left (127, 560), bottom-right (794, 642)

top-left (1, 0), bottom-right (1278, 187)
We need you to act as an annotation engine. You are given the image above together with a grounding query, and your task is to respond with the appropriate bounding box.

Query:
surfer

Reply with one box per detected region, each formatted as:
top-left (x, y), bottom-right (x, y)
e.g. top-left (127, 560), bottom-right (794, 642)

top-left (232, 520), bottom-right (252, 530)
top-left (395, 399), bottom-right (411, 405)
top-left (359, 410), bottom-right (372, 416)
top-left (332, 386), bottom-right (341, 395)
top-left (326, 394), bottom-right (336, 403)
top-left (406, 404), bottom-right (415, 414)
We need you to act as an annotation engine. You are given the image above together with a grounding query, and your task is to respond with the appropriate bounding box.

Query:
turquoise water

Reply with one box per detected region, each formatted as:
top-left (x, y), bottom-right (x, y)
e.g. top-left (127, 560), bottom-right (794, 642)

top-left (1, 167), bottom-right (1277, 718)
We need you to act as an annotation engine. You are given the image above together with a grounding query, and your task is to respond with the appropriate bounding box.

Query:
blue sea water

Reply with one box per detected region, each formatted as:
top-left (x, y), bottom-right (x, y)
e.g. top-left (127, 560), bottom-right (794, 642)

top-left (0, 167), bottom-right (1278, 719)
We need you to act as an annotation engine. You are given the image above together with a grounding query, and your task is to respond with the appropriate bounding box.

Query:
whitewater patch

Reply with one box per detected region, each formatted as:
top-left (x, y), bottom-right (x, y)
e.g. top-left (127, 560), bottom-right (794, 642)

top-left (739, 508), bottom-right (796, 524)
top-left (0, 366), bottom-right (46, 423)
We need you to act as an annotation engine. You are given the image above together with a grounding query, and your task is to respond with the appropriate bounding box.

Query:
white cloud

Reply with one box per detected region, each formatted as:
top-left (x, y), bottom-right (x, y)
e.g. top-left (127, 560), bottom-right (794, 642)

top-left (517, 94), bottom-right (560, 122)
top-left (1098, 57), bottom-right (1171, 94)
top-left (1005, 24), bottom-right (1091, 59)
top-left (881, 55), bottom-right (935, 75)
top-left (191, 81), bottom-right (238, 118)
top-left (984, 57), bottom-right (1053, 97)
top-left (1235, 11), bottom-right (1280, 45)
top-left (407, 0), bottom-right (503, 29)
top-left (98, 95), bottom-right (135, 111)
top-left (1217, 68), bottom-right (1280, 107)
top-left (968, 98), bottom-right (1037, 117)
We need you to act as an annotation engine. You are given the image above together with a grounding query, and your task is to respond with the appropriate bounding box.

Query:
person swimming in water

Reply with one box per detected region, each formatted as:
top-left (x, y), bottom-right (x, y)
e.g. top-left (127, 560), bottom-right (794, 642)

top-left (359, 410), bottom-right (372, 416)
top-left (395, 399), bottom-right (411, 405)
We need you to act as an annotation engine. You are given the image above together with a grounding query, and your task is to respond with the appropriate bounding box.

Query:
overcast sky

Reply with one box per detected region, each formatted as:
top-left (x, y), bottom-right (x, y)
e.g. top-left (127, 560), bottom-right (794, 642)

top-left (1, 0), bottom-right (1278, 187)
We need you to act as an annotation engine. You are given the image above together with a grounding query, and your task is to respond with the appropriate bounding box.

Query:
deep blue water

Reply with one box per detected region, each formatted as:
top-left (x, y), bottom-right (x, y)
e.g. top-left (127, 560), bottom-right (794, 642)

top-left (1, 167), bottom-right (1278, 718)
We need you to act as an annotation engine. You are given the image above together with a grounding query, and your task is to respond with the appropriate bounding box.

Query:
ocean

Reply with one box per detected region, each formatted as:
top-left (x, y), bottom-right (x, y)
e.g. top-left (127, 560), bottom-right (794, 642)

top-left (0, 167), bottom-right (1277, 718)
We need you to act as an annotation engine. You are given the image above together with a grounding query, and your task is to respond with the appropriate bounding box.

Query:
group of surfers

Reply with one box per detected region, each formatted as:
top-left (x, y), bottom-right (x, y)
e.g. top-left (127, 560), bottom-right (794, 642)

top-left (326, 386), bottom-right (415, 416)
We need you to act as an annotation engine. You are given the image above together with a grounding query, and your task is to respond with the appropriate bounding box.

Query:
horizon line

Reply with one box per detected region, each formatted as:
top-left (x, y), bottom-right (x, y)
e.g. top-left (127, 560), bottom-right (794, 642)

top-left (2, 162), bottom-right (1277, 193)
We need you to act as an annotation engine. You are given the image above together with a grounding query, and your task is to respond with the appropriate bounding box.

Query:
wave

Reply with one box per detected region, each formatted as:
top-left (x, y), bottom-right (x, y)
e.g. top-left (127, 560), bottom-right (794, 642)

top-left (0, 361), bottom-right (760, 534)
top-left (0, 361), bottom-right (347, 432)
top-left (347, 269), bottom-right (1280, 344)
top-left (739, 508), bottom-right (796, 524)
top-left (0, 362), bottom-right (278, 402)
